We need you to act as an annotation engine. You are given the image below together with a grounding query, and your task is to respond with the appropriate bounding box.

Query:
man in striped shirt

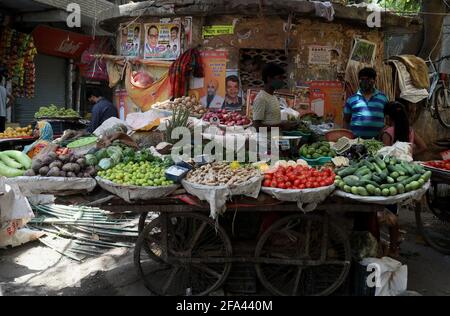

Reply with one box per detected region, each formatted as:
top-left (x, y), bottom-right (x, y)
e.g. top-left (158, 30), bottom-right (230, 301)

top-left (344, 67), bottom-right (388, 139)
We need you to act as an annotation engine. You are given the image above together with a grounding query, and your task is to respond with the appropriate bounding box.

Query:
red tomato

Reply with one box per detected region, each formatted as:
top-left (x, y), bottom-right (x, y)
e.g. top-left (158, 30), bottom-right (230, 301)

top-left (313, 182), bottom-right (319, 188)
top-left (285, 181), bottom-right (292, 187)
top-left (319, 181), bottom-right (326, 187)
top-left (306, 182), bottom-right (312, 188)
top-left (263, 180), bottom-right (271, 187)
top-left (277, 177), bottom-right (284, 183)
top-left (294, 179), bottom-right (301, 186)
top-left (264, 174), bottom-right (272, 181)
top-left (271, 181), bottom-right (278, 188)
top-left (299, 184), bottom-right (306, 189)
top-left (278, 183), bottom-right (286, 189)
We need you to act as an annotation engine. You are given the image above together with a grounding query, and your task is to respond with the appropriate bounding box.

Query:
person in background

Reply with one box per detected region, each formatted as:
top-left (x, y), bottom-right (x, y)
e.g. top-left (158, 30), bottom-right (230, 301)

top-left (253, 63), bottom-right (295, 130)
top-left (170, 26), bottom-right (179, 44)
top-left (87, 88), bottom-right (118, 134)
top-left (23, 121), bottom-right (53, 158)
top-left (378, 101), bottom-right (427, 258)
top-left (200, 79), bottom-right (224, 109)
top-left (222, 75), bottom-right (243, 111)
top-left (344, 67), bottom-right (388, 139)
top-left (0, 74), bottom-right (13, 133)
top-left (382, 101), bottom-right (427, 157)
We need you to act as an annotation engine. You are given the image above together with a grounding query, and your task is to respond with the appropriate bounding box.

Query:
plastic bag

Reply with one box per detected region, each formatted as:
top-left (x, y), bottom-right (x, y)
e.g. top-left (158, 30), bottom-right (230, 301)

top-left (361, 257), bottom-right (408, 296)
top-left (182, 176), bottom-right (263, 219)
top-left (377, 141), bottom-right (413, 162)
top-left (0, 178), bottom-right (34, 222)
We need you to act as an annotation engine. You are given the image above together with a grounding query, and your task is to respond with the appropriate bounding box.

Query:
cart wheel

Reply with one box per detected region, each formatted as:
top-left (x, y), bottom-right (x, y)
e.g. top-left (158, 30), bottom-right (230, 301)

top-left (134, 213), bottom-right (232, 296)
top-left (426, 182), bottom-right (450, 223)
top-left (255, 214), bottom-right (351, 296)
top-left (138, 212), bottom-right (149, 233)
top-left (415, 199), bottom-right (450, 255)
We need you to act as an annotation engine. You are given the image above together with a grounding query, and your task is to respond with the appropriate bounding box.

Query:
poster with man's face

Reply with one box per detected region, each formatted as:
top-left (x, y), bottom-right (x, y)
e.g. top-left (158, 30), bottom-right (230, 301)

top-left (198, 51), bottom-right (227, 110)
top-left (222, 69), bottom-right (243, 111)
top-left (120, 23), bottom-right (141, 57)
top-left (144, 23), bottom-right (181, 60)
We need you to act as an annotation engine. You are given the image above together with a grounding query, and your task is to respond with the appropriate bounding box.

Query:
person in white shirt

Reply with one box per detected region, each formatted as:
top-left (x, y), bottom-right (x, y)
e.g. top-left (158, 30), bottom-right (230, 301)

top-left (252, 63), bottom-right (296, 130)
top-left (200, 79), bottom-right (224, 109)
top-left (0, 75), bottom-right (13, 133)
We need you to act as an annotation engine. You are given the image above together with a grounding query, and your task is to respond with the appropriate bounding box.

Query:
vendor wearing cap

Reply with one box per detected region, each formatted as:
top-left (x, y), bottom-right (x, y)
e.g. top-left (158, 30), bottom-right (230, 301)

top-left (343, 67), bottom-right (388, 139)
top-left (252, 63), bottom-right (296, 130)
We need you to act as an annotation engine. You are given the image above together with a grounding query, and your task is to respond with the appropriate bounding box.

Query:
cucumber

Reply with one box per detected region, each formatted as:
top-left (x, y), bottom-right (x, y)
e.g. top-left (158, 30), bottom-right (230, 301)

top-left (405, 183), bottom-right (413, 192)
top-left (410, 181), bottom-right (420, 191)
top-left (366, 184), bottom-right (376, 195)
top-left (338, 181), bottom-right (346, 190)
top-left (378, 170), bottom-right (388, 181)
top-left (364, 161), bottom-right (376, 171)
top-left (361, 173), bottom-right (373, 181)
top-left (372, 162), bottom-right (382, 174)
top-left (397, 176), bottom-right (409, 182)
top-left (374, 188), bottom-right (382, 196)
top-left (0, 152), bottom-right (23, 169)
top-left (422, 171), bottom-right (432, 182)
top-left (389, 157), bottom-right (398, 166)
top-left (375, 156), bottom-right (386, 170)
top-left (351, 186), bottom-right (359, 195)
top-left (413, 164), bottom-right (426, 175)
top-left (417, 179), bottom-right (425, 187)
top-left (343, 175), bottom-right (362, 187)
top-left (0, 161), bottom-right (25, 177)
top-left (335, 175), bottom-right (342, 181)
top-left (380, 183), bottom-right (398, 190)
top-left (372, 174), bottom-right (383, 184)
top-left (390, 171), bottom-right (400, 179)
top-left (355, 167), bottom-right (371, 177)
top-left (387, 176), bottom-right (395, 184)
top-left (400, 174), bottom-right (421, 186)
top-left (389, 187), bottom-right (398, 196)
top-left (337, 166), bottom-right (359, 177)
top-left (361, 179), bottom-right (380, 188)
top-left (384, 156), bottom-right (390, 164)
top-left (393, 164), bottom-right (407, 176)
top-left (357, 187), bottom-right (369, 196)
top-left (2, 150), bottom-right (32, 169)
top-left (344, 185), bottom-right (352, 193)
top-left (396, 183), bottom-right (405, 194)
top-left (382, 188), bottom-right (390, 196)
top-left (401, 161), bottom-right (416, 176)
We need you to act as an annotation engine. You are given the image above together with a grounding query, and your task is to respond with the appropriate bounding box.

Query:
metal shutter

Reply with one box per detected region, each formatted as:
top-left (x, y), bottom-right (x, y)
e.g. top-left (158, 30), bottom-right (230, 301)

top-left (14, 54), bottom-right (66, 125)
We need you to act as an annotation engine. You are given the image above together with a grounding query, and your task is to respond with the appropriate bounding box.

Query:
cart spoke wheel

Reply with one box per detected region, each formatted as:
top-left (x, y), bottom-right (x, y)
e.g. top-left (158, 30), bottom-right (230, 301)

top-left (416, 199), bottom-right (450, 255)
top-left (255, 214), bottom-right (351, 296)
top-left (134, 213), bottom-right (232, 296)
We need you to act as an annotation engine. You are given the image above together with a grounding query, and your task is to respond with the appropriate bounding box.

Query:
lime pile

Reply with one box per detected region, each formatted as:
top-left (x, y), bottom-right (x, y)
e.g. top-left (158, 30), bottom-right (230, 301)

top-left (98, 161), bottom-right (174, 187)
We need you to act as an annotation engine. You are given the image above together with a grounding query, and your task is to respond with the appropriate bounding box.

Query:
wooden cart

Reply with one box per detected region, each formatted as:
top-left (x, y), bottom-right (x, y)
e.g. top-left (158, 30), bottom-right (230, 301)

top-left (100, 195), bottom-right (383, 296)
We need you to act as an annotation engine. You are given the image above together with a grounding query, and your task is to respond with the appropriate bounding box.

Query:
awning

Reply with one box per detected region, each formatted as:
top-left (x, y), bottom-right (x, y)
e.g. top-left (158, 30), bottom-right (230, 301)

top-left (32, 25), bottom-right (92, 59)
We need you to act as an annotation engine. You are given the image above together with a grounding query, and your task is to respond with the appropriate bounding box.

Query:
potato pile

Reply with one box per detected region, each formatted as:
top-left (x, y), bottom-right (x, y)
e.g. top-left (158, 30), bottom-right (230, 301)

top-left (185, 163), bottom-right (260, 186)
top-left (24, 151), bottom-right (97, 178)
top-left (153, 96), bottom-right (206, 117)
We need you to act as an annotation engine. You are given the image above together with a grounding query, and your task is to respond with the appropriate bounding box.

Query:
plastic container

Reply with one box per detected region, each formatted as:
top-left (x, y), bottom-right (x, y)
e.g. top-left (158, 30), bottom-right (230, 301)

top-left (300, 156), bottom-right (333, 166)
top-left (165, 165), bottom-right (190, 183)
top-left (282, 130), bottom-right (311, 142)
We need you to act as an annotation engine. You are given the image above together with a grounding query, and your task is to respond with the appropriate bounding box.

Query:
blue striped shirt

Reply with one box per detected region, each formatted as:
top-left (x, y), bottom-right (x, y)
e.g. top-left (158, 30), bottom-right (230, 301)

top-left (344, 89), bottom-right (388, 139)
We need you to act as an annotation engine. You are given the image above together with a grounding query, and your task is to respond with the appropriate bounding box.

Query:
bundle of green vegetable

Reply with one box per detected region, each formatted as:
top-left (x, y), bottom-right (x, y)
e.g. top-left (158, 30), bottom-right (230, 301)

top-left (334, 155), bottom-right (431, 197)
top-left (35, 105), bottom-right (80, 119)
top-left (85, 146), bottom-right (167, 171)
top-left (363, 139), bottom-right (384, 156)
top-left (0, 151), bottom-right (32, 177)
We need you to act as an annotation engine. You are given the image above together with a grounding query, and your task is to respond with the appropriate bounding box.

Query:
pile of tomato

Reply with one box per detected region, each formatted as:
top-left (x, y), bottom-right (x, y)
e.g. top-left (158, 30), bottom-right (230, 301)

top-left (424, 159), bottom-right (450, 171)
top-left (263, 165), bottom-right (335, 190)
